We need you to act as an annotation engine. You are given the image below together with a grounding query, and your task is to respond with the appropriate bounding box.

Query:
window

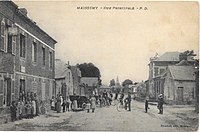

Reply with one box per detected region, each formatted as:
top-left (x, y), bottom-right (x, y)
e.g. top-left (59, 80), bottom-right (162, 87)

top-left (42, 47), bottom-right (45, 66)
top-left (49, 51), bottom-right (53, 68)
top-left (20, 79), bottom-right (25, 94)
top-left (160, 68), bottom-right (165, 75)
top-left (20, 34), bottom-right (26, 58)
top-left (7, 35), bottom-right (16, 54)
top-left (32, 42), bottom-right (37, 62)
top-left (2, 78), bottom-right (11, 107)
top-left (0, 19), bottom-right (6, 51)
top-left (154, 67), bottom-right (159, 76)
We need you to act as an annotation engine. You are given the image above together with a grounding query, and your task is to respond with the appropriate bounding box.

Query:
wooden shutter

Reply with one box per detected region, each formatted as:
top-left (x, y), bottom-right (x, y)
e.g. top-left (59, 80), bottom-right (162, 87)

top-left (11, 79), bottom-right (15, 103)
top-left (0, 76), bottom-right (4, 107)
top-left (12, 36), bottom-right (16, 55)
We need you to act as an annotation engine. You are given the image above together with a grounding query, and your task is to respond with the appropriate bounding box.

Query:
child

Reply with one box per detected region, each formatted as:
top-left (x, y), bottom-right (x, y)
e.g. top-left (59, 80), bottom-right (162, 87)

top-left (17, 99), bottom-right (24, 120)
top-left (10, 101), bottom-right (17, 122)
top-left (25, 101), bottom-right (32, 119)
top-left (85, 98), bottom-right (91, 113)
top-left (66, 96), bottom-right (70, 112)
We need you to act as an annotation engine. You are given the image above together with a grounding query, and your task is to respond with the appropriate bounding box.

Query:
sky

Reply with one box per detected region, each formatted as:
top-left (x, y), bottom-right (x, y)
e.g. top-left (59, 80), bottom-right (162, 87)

top-left (14, 1), bottom-right (199, 85)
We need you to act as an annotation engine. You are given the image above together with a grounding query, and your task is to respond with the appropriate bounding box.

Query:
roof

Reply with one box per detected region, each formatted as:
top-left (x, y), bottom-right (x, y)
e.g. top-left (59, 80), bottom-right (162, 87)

top-left (154, 52), bottom-right (180, 61)
top-left (153, 52), bottom-right (195, 62)
top-left (5, 1), bottom-right (57, 44)
top-left (81, 77), bottom-right (99, 87)
top-left (168, 66), bottom-right (195, 81)
top-left (55, 59), bottom-right (69, 79)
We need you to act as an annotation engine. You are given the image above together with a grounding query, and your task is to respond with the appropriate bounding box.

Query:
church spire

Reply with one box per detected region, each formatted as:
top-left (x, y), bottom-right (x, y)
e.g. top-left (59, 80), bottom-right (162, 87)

top-left (116, 76), bottom-right (120, 86)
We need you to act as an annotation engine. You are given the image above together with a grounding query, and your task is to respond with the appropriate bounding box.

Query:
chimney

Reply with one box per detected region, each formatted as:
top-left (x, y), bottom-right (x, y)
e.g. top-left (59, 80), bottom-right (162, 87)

top-left (19, 8), bottom-right (28, 16)
top-left (179, 53), bottom-right (187, 61)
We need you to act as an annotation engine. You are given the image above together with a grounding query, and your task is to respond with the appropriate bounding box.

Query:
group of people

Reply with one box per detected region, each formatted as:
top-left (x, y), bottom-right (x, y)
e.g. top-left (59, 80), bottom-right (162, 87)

top-left (50, 94), bottom-right (71, 113)
top-left (144, 93), bottom-right (164, 114)
top-left (85, 95), bottom-right (96, 113)
top-left (114, 91), bottom-right (132, 111)
top-left (10, 92), bottom-right (39, 122)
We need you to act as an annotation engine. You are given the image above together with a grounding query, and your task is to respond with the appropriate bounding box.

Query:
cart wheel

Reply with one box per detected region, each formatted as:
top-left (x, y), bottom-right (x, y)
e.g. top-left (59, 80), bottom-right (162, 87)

top-left (82, 103), bottom-right (86, 110)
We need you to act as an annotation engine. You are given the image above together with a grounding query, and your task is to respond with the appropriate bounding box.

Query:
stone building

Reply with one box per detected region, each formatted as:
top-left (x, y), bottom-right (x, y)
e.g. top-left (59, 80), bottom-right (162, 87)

top-left (148, 52), bottom-right (195, 100)
top-left (55, 59), bottom-right (73, 99)
top-left (80, 77), bottom-right (99, 96)
top-left (0, 1), bottom-right (57, 123)
top-left (163, 65), bottom-right (196, 104)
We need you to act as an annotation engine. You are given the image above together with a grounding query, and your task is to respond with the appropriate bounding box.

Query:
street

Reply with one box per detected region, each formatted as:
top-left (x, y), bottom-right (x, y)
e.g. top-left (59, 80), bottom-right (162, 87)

top-left (0, 100), bottom-right (198, 131)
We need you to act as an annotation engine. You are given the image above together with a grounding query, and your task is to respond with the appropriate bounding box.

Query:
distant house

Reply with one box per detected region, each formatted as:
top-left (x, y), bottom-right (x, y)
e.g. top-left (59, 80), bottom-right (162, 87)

top-left (55, 59), bottom-right (73, 98)
top-left (80, 77), bottom-right (98, 96)
top-left (163, 65), bottom-right (196, 104)
top-left (148, 51), bottom-right (196, 100)
top-left (98, 85), bottom-right (111, 95)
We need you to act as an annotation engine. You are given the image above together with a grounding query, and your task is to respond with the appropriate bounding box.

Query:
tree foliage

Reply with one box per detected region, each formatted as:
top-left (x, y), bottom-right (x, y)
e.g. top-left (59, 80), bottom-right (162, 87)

top-left (122, 79), bottom-right (133, 87)
top-left (79, 63), bottom-right (102, 86)
top-left (109, 79), bottom-right (115, 87)
top-left (79, 63), bottom-right (101, 78)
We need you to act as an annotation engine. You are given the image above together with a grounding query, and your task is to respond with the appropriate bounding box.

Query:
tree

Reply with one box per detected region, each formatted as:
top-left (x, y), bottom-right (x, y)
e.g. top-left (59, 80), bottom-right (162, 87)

top-left (122, 79), bottom-right (133, 87)
top-left (79, 63), bottom-right (102, 86)
top-left (109, 79), bottom-right (115, 87)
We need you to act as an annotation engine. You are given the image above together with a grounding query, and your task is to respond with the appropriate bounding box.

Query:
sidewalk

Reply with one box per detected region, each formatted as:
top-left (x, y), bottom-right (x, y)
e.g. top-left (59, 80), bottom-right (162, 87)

top-left (133, 100), bottom-right (199, 131)
top-left (0, 110), bottom-right (74, 131)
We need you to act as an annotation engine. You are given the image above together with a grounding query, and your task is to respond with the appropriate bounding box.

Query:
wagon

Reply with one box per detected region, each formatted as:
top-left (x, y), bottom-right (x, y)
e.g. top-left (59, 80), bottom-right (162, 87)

top-left (69, 95), bottom-right (88, 111)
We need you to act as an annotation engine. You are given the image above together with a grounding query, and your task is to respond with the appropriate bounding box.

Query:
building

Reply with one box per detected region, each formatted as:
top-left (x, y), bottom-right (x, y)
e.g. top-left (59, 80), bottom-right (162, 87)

top-left (163, 65), bottom-right (196, 105)
top-left (80, 77), bottom-right (99, 96)
top-left (71, 65), bottom-right (82, 95)
top-left (98, 85), bottom-right (111, 95)
top-left (148, 51), bottom-right (195, 100)
top-left (0, 1), bottom-right (57, 123)
top-left (55, 59), bottom-right (73, 98)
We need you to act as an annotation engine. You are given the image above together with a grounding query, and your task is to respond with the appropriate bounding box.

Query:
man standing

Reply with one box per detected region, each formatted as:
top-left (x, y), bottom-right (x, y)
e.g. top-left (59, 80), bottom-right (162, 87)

top-left (126, 92), bottom-right (132, 111)
top-left (157, 94), bottom-right (164, 114)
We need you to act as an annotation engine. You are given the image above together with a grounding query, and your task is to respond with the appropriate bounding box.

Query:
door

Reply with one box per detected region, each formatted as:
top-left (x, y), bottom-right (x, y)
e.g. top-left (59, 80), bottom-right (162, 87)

top-left (177, 87), bottom-right (184, 103)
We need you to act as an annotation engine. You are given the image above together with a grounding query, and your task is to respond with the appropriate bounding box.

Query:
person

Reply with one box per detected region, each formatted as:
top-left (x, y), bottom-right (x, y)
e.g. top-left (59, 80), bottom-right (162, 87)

top-left (60, 96), bottom-right (63, 112)
top-left (85, 97), bottom-right (91, 113)
top-left (62, 99), bottom-right (66, 112)
top-left (157, 94), bottom-right (164, 114)
top-left (90, 95), bottom-right (96, 113)
top-left (119, 92), bottom-right (124, 105)
top-left (114, 92), bottom-right (119, 100)
top-left (17, 99), bottom-right (24, 120)
top-left (145, 97), bottom-right (149, 113)
top-left (25, 100), bottom-right (32, 119)
top-left (32, 99), bottom-right (36, 117)
top-left (10, 101), bottom-right (17, 122)
top-left (66, 96), bottom-right (71, 112)
top-left (126, 92), bottom-right (132, 111)
top-left (33, 93), bottom-right (39, 116)
top-left (50, 96), bottom-right (56, 110)
top-left (56, 95), bottom-right (61, 113)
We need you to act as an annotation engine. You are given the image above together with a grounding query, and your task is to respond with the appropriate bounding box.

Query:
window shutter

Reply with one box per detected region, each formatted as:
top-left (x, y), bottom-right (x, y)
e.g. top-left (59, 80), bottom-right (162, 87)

top-left (0, 77), bottom-right (4, 107)
top-left (11, 80), bottom-right (15, 102)
top-left (12, 36), bottom-right (16, 55)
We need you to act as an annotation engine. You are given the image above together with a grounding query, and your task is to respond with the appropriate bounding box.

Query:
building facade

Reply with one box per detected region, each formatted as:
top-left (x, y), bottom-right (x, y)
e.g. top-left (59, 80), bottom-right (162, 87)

top-left (80, 77), bottom-right (99, 96)
top-left (0, 1), bottom-right (57, 123)
top-left (55, 59), bottom-right (73, 99)
top-left (163, 66), bottom-right (196, 105)
top-left (148, 52), bottom-right (195, 100)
